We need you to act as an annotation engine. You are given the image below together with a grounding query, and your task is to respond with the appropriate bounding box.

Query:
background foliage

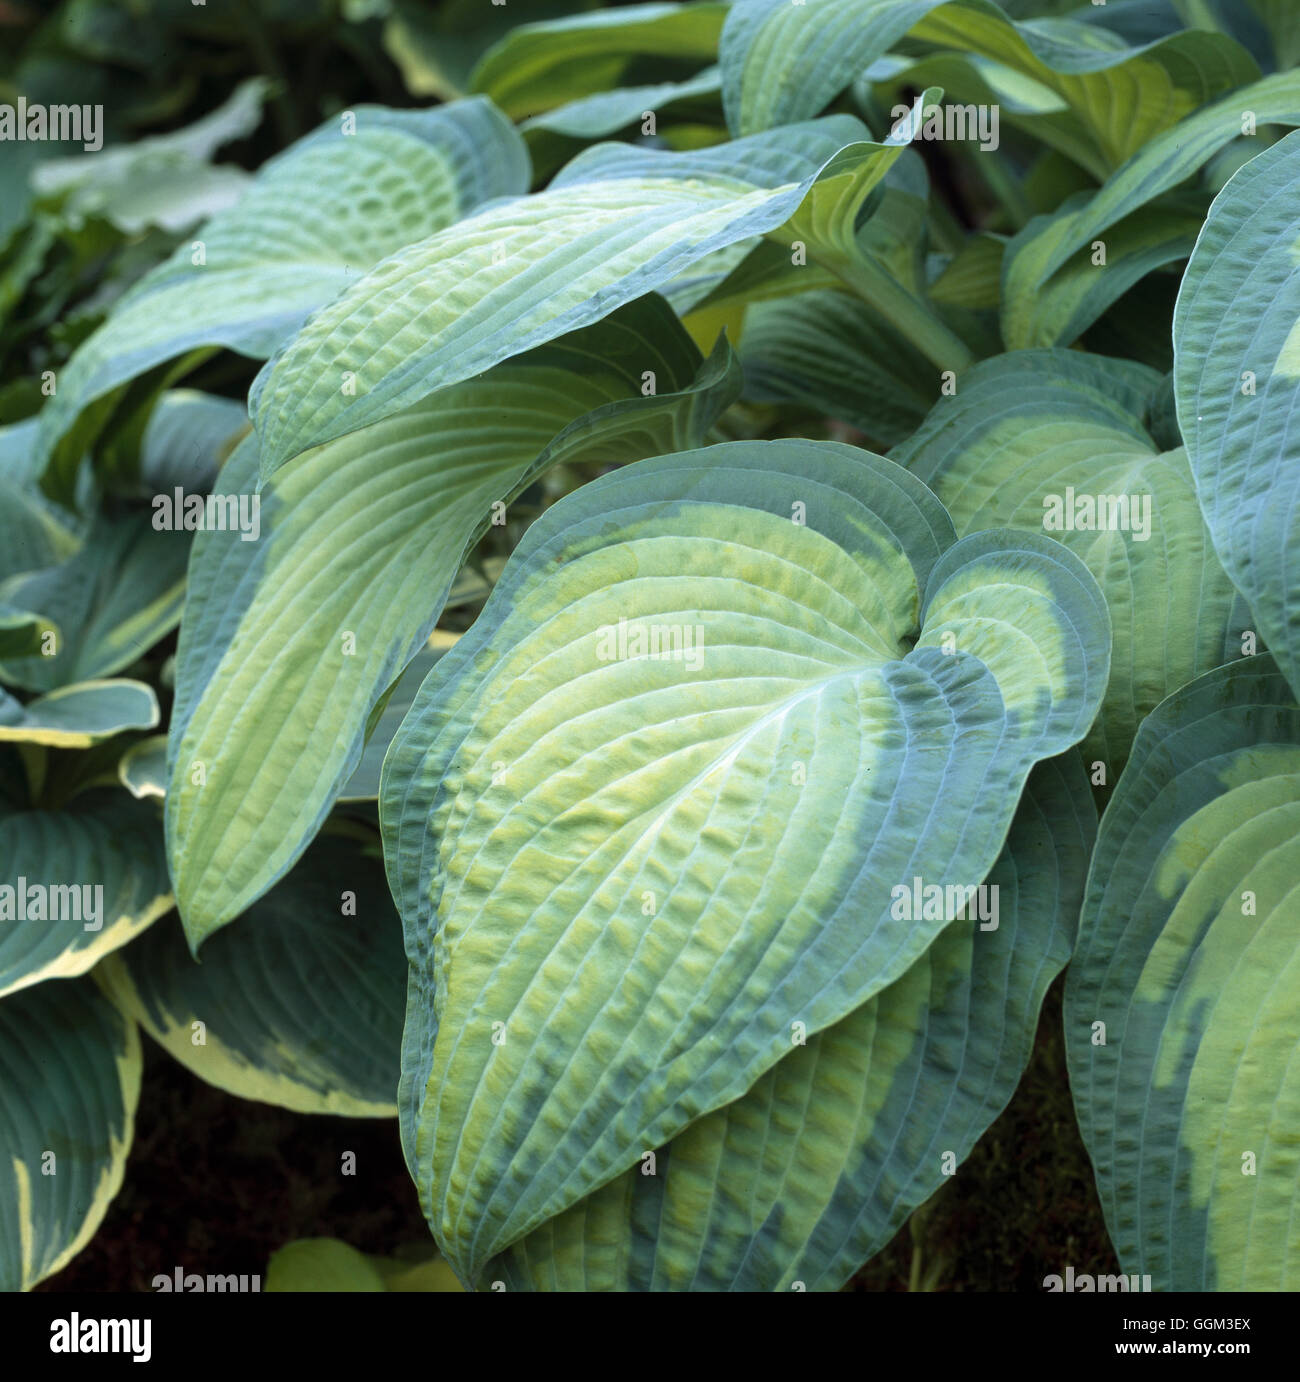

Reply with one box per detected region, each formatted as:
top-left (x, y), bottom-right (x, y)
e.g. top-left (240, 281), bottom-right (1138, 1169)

top-left (2, 0), bottom-right (1295, 1292)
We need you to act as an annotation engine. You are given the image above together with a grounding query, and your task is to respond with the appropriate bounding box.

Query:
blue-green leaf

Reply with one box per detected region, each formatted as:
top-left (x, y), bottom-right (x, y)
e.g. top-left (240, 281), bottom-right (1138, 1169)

top-left (380, 438), bottom-right (1110, 1281)
top-left (1175, 129), bottom-right (1300, 702)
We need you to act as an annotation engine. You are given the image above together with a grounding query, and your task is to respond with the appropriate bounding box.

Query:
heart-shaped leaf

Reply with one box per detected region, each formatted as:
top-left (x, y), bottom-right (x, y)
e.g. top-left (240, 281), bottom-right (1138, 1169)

top-left (380, 439), bottom-right (1109, 1281)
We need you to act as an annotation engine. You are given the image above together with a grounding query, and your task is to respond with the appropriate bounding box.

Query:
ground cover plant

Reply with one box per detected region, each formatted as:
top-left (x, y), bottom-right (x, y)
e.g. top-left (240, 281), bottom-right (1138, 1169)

top-left (1, 0), bottom-right (1298, 1294)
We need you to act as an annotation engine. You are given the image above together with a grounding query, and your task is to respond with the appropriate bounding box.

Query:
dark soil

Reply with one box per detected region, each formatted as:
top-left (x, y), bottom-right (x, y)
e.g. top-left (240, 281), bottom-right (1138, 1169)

top-left (37, 1043), bottom-right (421, 1293)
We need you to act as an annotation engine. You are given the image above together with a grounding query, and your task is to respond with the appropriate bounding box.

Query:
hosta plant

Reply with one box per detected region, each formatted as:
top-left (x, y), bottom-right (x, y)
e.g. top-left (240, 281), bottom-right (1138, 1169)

top-left (2, 0), bottom-right (1300, 1294)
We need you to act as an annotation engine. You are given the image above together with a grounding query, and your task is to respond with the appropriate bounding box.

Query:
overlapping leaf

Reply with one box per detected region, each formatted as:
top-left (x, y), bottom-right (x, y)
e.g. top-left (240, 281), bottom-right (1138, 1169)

top-left (520, 69), bottom-right (724, 181)
top-left (380, 439), bottom-right (1110, 1281)
top-left (0, 511), bottom-right (190, 692)
top-left (33, 97), bottom-right (529, 500)
top-left (167, 299), bottom-right (738, 949)
top-left (895, 349), bottom-right (1244, 776)
top-left (249, 110), bottom-right (951, 477)
top-left (1002, 192), bottom-right (1206, 349)
top-left (470, 2), bottom-right (727, 119)
top-left (1172, 0), bottom-right (1300, 71)
top-left (739, 288), bottom-right (938, 445)
top-left (1066, 657), bottom-right (1300, 1289)
top-left (0, 790), bottom-right (171, 998)
top-left (720, 0), bottom-right (1256, 163)
top-left (118, 735), bottom-right (168, 800)
top-left (0, 439), bottom-right (80, 585)
top-left (0, 679), bottom-right (158, 747)
top-left (342, 643), bottom-right (456, 804)
top-left (100, 832), bottom-right (404, 1116)
top-left (129, 388), bottom-right (248, 496)
top-left (383, 0), bottom-right (593, 102)
top-left (1003, 68), bottom-right (1300, 343)
top-left (0, 976), bottom-right (140, 1290)
top-left (1175, 129), bottom-right (1300, 702)
top-left (492, 751), bottom-right (1094, 1291)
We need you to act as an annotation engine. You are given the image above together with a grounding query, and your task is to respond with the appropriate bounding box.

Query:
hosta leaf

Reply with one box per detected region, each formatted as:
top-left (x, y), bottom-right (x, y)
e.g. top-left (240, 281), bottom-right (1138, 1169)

top-left (99, 832), bottom-right (404, 1116)
top-left (1174, 130), bottom-right (1300, 703)
top-left (382, 0), bottom-right (595, 103)
top-left (33, 98), bottom-right (528, 502)
top-left (0, 679), bottom-right (159, 747)
top-left (1003, 68), bottom-right (1300, 328)
top-left (266, 1238), bottom-right (387, 1292)
top-left (118, 735), bottom-right (168, 800)
top-left (0, 608), bottom-right (60, 662)
top-left (131, 389), bottom-right (248, 495)
top-left (0, 477), bottom-right (80, 586)
top-left (720, 0), bottom-right (1256, 162)
top-left (1249, 0), bottom-right (1300, 68)
top-left (739, 289), bottom-right (938, 445)
top-left (1173, 0), bottom-right (1300, 72)
top-left (683, 238), bottom-right (838, 322)
top-left (859, 49), bottom-right (1105, 183)
top-left (168, 299), bottom-right (737, 949)
top-left (376, 1255), bottom-right (466, 1293)
top-left (765, 121), bottom-right (973, 370)
top-left (470, 2), bottom-right (727, 119)
top-left (0, 418), bottom-right (43, 491)
top-left (493, 751), bottom-right (1094, 1291)
top-left (1002, 192), bottom-right (1205, 349)
top-left (29, 78), bottom-right (268, 234)
top-left (341, 643), bottom-right (456, 804)
top-left (521, 68), bottom-right (722, 142)
top-left (0, 511), bottom-right (190, 693)
top-left (0, 976), bottom-right (140, 1290)
top-left (895, 349), bottom-right (1244, 777)
top-left (521, 69), bottom-right (724, 181)
top-left (266, 1237), bottom-right (464, 1292)
top-left (1065, 657), bottom-right (1300, 1289)
top-left (559, 109), bottom-right (963, 371)
top-left (0, 790), bottom-right (171, 999)
top-left (930, 232), bottom-right (1005, 311)
top-left (250, 111), bottom-right (954, 476)
top-left (379, 439), bottom-right (1110, 1281)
